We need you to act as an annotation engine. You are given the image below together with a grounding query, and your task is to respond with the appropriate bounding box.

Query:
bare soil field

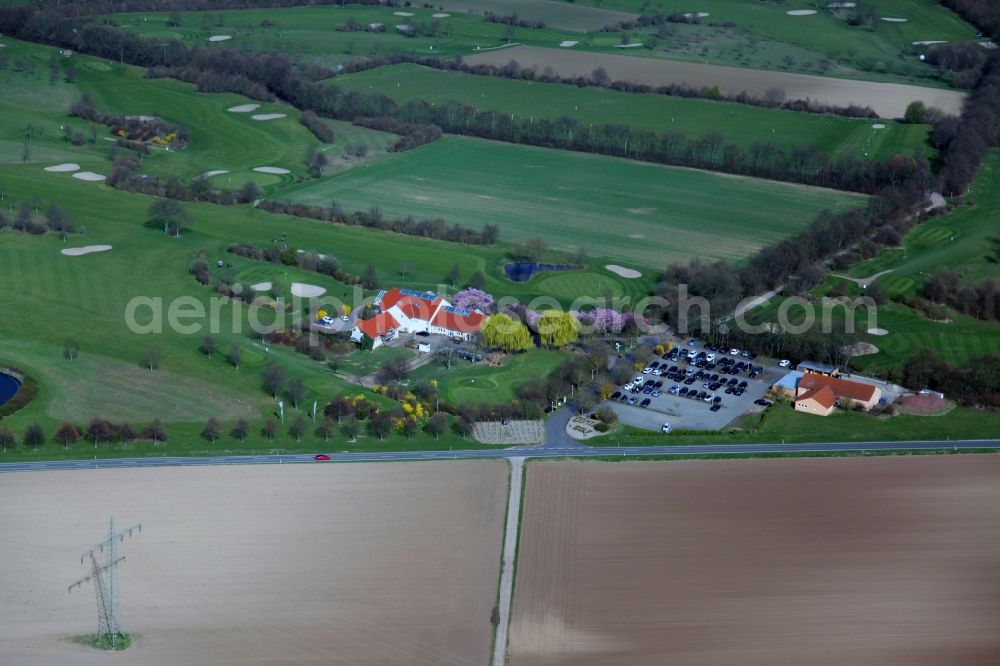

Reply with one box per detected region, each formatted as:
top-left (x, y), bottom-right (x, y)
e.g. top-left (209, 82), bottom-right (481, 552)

top-left (0, 461), bottom-right (508, 665)
top-left (466, 46), bottom-right (967, 118)
top-left (509, 456), bottom-right (1000, 665)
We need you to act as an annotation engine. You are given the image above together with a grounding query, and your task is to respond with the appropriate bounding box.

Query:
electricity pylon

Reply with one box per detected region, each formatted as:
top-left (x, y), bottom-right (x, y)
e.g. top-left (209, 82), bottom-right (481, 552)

top-left (68, 518), bottom-right (142, 648)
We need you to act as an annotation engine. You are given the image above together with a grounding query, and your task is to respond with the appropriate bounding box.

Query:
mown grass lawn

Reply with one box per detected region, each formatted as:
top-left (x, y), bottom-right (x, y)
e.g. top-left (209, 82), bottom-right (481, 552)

top-left (409, 350), bottom-right (570, 405)
top-left (332, 63), bottom-right (931, 160)
top-left (103, 5), bottom-right (581, 65)
top-left (284, 135), bottom-right (866, 268)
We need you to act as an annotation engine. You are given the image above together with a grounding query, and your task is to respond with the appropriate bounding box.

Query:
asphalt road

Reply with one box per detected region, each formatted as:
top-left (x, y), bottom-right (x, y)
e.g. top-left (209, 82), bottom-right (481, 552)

top-left (0, 438), bottom-right (997, 473)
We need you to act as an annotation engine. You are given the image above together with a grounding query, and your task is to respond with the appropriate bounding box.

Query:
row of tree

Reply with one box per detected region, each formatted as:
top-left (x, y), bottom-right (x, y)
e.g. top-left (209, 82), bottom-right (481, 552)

top-left (0, 202), bottom-right (76, 237)
top-left (257, 200), bottom-right (501, 245)
top-left (0, 418), bottom-right (167, 451)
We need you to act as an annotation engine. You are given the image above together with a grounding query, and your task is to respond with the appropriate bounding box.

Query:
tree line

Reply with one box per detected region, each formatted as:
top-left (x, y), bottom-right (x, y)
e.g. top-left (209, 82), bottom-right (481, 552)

top-left (904, 352), bottom-right (1000, 409)
top-left (922, 269), bottom-right (1000, 323)
top-left (257, 200), bottom-right (500, 245)
top-left (30, 0), bottom-right (386, 16)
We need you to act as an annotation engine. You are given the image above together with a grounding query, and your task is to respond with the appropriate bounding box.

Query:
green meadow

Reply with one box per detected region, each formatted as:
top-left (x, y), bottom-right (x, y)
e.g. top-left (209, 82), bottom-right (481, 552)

top-left (283, 135), bottom-right (866, 268)
top-left (104, 5), bottom-right (584, 65)
top-left (332, 63), bottom-right (931, 160)
top-left (579, 0), bottom-right (978, 83)
top-left (409, 350), bottom-right (568, 405)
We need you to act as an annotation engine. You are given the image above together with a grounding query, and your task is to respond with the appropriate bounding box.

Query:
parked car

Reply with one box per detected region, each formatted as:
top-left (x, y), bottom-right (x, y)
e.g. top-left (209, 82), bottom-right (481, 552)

top-left (634, 376), bottom-right (644, 384)
top-left (779, 359), bottom-right (791, 367)
top-left (640, 398), bottom-right (651, 408)
top-left (730, 348), bottom-right (740, 355)
top-left (320, 316), bottom-right (335, 326)
top-left (679, 387), bottom-right (689, 396)
top-left (624, 383), bottom-right (634, 391)
top-left (611, 391), bottom-right (622, 400)
top-left (651, 390), bottom-right (662, 397)
top-left (661, 422), bottom-right (672, 433)
top-left (620, 394), bottom-right (630, 403)
top-left (642, 367), bottom-right (652, 374)
top-left (627, 396), bottom-right (638, 405)
top-left (710, 404), bottom-right (722, 412)
top-left (687, 338), bottom-right (698, 346)
top-left (706, 353), bottom-right (716, 362)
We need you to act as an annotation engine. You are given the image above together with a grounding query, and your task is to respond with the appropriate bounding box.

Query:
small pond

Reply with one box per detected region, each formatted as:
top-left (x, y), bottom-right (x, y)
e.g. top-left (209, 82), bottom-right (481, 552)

top-left (0, 373), bottom-right (21, 407)
top-left (503, 262), bottom-right (576, 282)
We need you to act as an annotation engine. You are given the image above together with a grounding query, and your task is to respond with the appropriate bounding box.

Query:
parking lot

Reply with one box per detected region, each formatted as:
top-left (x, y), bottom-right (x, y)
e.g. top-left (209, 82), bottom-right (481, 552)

top-left (602, 341), bottom-right (782, 432)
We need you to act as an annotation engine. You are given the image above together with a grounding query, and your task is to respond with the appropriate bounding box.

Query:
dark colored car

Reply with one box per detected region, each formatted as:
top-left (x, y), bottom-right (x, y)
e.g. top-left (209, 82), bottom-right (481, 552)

top-left (640, 398), bottom-right (651, 408)
top-left (611, 391), bottom-right (622, 400)
top-left (710, 404), bottom-right (722, 412)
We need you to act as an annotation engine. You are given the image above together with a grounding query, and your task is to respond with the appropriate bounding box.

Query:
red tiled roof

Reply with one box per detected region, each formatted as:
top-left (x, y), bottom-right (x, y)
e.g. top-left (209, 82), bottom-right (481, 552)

top-left (431, 308), bottom-right (485, 334)
top-left (798, 374), bottom-right (877, 402)
top-left (796, 385), bottom-right (837, 409)
top-left (380, 288), bottom-right (443, 321)
top-left (356, 312), bottom-right (399, 339)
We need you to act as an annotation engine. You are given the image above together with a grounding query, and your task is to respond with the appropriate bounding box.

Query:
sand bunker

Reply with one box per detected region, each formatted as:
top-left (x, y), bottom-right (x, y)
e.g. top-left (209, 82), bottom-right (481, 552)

top-left (61, 245), bottom-right (112, 257)
top-left (251, 282), bottom-right (273, 292)
top-left (251, 113), bottom-right (287, 121)
top-left (872, 123), bottom-right (886, 129)
top-left (614, 43), bottom-right (643, 48)
top-left (867, 327), bottom-right (889, 336)
top-left (913, 40), bottom-right (947, 46)
top-left (291, 283), bottom-right (326, 298)
top-left (606, 264), bottom-right (642, 279)
top-left (560, 40), bottom-right (579, 47)
top-left (787, 9), bottom-right (817, 15)
top-left (828, 2), bottom-right (856, 7)
top-left (253, 166), bottom-right (290, 175)
top-left (207, 35), bottom-right (232, 42)
top-left (882, 17), bottom-right (908, 22)
top-left (228, 103), bottom-right (260, 113)
top-left (44, 163), bottom-right (80, 173)
top-left (197, 170), bottom-right (229, 179)
top-left (393, 11), bottom-right (414, 16)
top-left (72, 172), bottom-right (105, 182)
top-left (844, 341), bottom-right (879, 356)
top-left (432, 13), bottom-right (450, 18)
top-left (686, 12), bottom-right (710, 18)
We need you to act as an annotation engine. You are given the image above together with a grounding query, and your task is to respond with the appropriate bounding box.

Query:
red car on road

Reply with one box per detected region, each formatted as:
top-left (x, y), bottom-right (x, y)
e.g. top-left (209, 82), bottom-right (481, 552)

top-left (313, 454), bottom-right (331, 461)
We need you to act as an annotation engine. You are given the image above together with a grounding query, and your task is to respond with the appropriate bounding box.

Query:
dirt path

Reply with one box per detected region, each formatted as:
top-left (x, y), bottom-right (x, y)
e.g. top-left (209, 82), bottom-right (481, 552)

top-left (493, 456), bottom-right (525, 666)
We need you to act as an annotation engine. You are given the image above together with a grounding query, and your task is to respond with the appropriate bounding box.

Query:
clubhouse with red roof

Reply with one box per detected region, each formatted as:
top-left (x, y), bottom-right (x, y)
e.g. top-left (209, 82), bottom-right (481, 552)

top-left (351, 287), bottom-right (486, 348)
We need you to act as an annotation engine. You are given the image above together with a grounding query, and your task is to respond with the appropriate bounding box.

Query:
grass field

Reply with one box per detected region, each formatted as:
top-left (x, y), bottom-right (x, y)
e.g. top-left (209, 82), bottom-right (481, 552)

top-left (576, 0), bottom-right (979, 83)
top-left (332, 64), bottom-right (931, 160)
top-left (510, 457), bottom-right (1000, 664)
top-left (409, 350), bottom-right (569, 404)
top-left (283, 135), bottom-right (866, 268)
top-left (104, 5), bottom-right (584, 66)
top-left (0, 462), bottom-right (508, 664)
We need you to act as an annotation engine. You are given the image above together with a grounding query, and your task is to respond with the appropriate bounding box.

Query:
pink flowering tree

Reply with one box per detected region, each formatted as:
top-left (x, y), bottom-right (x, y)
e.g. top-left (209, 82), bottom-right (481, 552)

top-left (452, 288), bottom-right (495, 313)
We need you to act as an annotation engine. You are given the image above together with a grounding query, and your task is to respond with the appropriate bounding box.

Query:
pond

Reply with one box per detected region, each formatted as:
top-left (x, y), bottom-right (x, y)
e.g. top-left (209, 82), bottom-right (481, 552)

top-left (503, 262), bottom-right (576, 282)
top-left (0, 372), bottom-right (20, 407)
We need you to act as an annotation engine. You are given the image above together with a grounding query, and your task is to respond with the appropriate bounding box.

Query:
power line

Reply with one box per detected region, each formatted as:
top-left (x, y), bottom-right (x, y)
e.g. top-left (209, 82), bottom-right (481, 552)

top-left (68, 518), bottom-right (142, 648)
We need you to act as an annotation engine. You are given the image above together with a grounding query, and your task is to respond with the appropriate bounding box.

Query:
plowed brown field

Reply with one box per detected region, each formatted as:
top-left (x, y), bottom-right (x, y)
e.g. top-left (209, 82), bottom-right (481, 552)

top-left (0, 462), bottom-right (508, 665)
top-left (509, 456), bottom-right (1000, 665)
